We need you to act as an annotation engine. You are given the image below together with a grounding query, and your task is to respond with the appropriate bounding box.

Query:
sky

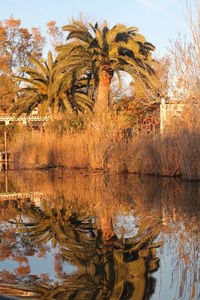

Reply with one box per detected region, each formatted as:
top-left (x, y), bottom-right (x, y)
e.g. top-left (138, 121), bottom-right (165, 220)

top-left (0, 0), bottom-right (190, 57)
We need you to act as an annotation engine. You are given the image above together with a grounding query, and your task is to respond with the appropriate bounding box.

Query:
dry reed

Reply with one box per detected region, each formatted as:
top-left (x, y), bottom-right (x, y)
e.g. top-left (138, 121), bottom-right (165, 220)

top-left (8, 106), bottom-right (200, 180)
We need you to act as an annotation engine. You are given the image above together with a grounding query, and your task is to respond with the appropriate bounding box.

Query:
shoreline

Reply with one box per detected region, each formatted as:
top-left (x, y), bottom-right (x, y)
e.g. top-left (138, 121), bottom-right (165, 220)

top-left (2, 164), bottom-right (195, 182)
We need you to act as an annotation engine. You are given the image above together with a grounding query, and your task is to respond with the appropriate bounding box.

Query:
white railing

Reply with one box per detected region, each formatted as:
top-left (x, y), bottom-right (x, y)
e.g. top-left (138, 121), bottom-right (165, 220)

top-left (0, 115), bottom-right (49, 125)
top-left (0, 192), bottom-right (44, 200)
top-left (0, 191), bottom-right (45, 207)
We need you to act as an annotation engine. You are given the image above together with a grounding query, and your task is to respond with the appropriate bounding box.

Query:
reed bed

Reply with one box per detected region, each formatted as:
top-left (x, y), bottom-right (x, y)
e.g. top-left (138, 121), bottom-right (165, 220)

top-left (8, 105), bottom-right (200, 180)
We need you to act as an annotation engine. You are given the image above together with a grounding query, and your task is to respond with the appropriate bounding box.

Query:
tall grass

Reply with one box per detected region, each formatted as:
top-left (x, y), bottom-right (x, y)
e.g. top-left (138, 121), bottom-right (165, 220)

top-left (8, 105), bottom-right (200, 180)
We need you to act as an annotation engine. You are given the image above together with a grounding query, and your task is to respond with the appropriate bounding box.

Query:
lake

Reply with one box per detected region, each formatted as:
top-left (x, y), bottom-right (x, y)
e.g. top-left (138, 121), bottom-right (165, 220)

top-left (0, 170), bottom-right (199, 300)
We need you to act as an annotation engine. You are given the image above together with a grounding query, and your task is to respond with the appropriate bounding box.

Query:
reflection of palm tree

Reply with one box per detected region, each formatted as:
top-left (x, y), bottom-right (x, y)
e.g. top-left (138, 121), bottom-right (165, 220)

top-left (0, 198), bottom-right (161, 300)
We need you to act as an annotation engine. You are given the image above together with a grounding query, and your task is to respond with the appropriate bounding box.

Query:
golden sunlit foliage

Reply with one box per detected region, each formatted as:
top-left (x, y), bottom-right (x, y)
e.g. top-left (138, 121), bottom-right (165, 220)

top-left (0, 16), bottom-right (45, 113)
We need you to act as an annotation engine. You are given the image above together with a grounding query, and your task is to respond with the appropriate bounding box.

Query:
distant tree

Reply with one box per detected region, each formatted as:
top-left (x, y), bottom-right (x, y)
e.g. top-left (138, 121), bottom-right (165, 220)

top-left (53, 20), bottom-right (156, 114)
top-left (0, 16), bottom-right (45, 74)
top-left (0, 16), bottom-right (45, 113)
top-left (47, 21), bottom-right (64, 56)
top-left (112, 56), bottom-right (169, 129)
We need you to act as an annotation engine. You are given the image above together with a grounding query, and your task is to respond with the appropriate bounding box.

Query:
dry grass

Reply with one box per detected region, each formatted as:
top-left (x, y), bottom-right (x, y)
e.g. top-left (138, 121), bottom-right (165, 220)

top-left (8, 106), bottom-right (200, 180)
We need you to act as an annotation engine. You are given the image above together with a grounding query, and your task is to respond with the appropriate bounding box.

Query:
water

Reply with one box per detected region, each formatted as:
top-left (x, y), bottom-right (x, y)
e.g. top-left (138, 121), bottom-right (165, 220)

top-left (0, 170), bottom-right (200, 299)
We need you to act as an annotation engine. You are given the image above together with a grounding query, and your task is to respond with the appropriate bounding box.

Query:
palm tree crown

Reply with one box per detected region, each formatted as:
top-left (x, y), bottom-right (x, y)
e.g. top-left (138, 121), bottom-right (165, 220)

top-left (12, 51), bottom-right (54, 116)
top-left (12, 51), bottom-right (94, 116)
top-left (54, 20), bottom-right (156, 114)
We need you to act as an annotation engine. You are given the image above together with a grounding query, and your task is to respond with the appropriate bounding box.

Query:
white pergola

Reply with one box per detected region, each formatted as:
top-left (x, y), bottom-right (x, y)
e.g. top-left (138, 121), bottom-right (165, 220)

top-left (0, 115), bottom-right (49, 125)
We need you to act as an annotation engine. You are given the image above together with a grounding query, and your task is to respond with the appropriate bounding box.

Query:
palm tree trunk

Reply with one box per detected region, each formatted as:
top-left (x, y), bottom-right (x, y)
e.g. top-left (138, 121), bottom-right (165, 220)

top-left (99, 212), bottom-right (115, 240)
top-left (95, 70), bottom-right (112, 114)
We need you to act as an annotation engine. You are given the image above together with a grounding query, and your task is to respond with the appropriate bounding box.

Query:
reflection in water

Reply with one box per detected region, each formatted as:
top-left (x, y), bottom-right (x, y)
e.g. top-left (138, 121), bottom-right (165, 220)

top-left (0, 171), bottom-right (200, 299)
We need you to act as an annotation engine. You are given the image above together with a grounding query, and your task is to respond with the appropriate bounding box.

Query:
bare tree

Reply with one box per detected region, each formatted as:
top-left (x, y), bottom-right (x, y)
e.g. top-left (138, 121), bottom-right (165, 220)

top-left (168, 0), bottom-right (200, 101)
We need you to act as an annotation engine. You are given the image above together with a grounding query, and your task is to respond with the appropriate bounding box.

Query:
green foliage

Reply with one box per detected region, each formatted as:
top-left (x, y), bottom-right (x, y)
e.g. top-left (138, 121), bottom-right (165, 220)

top-left (114, 95), bottom-right (160, 126)
top-left (45, 114), bottom-right (86, 136)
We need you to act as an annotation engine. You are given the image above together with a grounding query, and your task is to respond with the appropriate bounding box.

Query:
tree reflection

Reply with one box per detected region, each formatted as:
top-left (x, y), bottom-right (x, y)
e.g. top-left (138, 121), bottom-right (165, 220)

top-left (0, 175), bottom-right (161, 300)
top-left (2, 171), bottom-right (200, 299)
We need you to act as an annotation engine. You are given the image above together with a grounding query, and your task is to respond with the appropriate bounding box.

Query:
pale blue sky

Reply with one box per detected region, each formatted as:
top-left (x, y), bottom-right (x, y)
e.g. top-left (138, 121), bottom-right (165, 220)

top-left (1, 0), bottom-right (189, 56)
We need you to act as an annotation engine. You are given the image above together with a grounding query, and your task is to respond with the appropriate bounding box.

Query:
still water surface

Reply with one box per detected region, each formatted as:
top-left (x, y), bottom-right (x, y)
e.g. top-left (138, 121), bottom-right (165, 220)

top-left (0, 170), bottom-right (200, 300)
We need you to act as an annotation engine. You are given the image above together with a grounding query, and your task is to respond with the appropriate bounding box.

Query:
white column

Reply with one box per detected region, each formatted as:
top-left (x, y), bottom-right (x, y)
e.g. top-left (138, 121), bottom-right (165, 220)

top-left (160, 98), bottom-right (166, 134)
top-left (22, 118), bottom-right (27, 126)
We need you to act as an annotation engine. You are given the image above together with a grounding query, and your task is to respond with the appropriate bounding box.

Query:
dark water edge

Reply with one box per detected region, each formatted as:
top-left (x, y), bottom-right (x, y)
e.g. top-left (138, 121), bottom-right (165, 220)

top-left (3, 162), bottom-right (198, 181)
top-left (0, 170), bottom-right (200, 299)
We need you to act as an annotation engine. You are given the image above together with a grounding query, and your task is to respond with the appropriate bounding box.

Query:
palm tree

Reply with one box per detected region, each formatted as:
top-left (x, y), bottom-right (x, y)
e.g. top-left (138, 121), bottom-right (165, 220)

top-left (11, 51), bottom-right (94, 116)
top-left (54, 20), bottom-right (156, 114)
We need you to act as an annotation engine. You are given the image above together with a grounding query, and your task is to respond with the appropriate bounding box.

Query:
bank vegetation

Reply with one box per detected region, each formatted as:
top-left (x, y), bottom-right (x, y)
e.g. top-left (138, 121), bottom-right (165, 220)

top-left (1, 1), bottom-right (200, 180)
